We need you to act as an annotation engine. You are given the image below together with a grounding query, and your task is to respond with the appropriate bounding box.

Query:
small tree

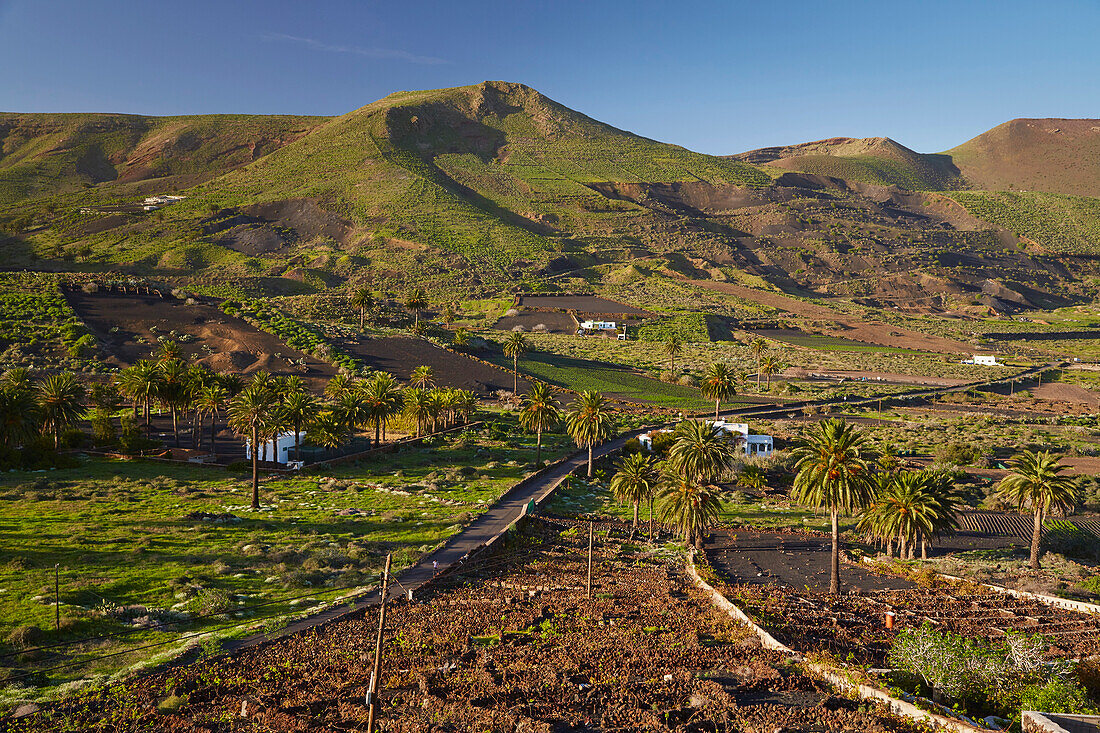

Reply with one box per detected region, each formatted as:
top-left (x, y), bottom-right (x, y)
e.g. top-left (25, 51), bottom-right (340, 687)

top-left (350, 287), bottom-right (375, 330)
top-left (410, 365), bottom-right (435, 389)
top-left (699, 363), bottom-right (736, 420)
top-left (405, 288), bottom-right (428, 326)
top-left (37, 373), bottom-right (85, 449)
top-left (749, 337), bottom-right (768, 388)
top-left (503, 332), bottom-right (529, 395)
top-left (566, 390), bottom-right (612, 478)
top-left (995, 450), bottom-right (1079, 569)
top-left (664, 335), bottom-right (683, 375)
top-left (519, 382), bottom-right (561, 464)
top-left (611, 451), bottom-right (659, 531)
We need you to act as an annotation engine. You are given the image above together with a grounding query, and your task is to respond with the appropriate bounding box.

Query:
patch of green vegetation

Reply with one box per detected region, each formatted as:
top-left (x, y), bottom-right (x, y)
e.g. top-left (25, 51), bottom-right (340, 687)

top-left (636, 313), bottom-right (710, 342)
top-left (774, 153), bottom-right (962, 191)
top-left (950, 190), bottom-right (1100, 254)
top-left (0, 421), bottom-right (575, 689)
top-left (224, 299), bottom-right (360, 372)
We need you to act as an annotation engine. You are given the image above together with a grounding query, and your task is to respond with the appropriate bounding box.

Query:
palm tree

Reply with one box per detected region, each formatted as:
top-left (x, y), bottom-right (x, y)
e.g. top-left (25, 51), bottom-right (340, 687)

top-left (503, 332), bottom-right (529, 395)
top-left (334, 391), bottom-right (367, 436)
top-left (519, 382), bottom-right (561, 464)
top-left (700, 363), bottom-right (737, 420)
top-left (668, 419), bottom-right (736, 485)
top-left (995, 450), bottom-right (1079, 569)
top-left (611, 451), bottom-right (659, 531)
top-left (0, 384), bottom-right (40, 448)
top-left (664, 335), bottom-right (683, 375)
top-left (759, 355), bottom-right (781, 389)
top-left (119, 361), bottom-right (162, 430)
top-left (749, 337), bottom-right (768, 388)
top-left (157, 359), bottom-right (192, 447)
top-left (565, 390), bottom-right (612, 478)
top-left (227, 385), bottom-right (279, 509)
top-left (360, 372), bottom-right (403, 445)
top-left (738, 464), bottom-right (767, 492)
top-left (425, 389), bottom-right (445, 433)
top-left (657, 472), bottom-right (723, 549)
top-left (405, 288), bottom-right (428, 326)
top-left (452, 328), bottom-right (470, 350)
top-left (350, 287), bottom-right (374, 331)
top-left (308, 410), bottom-right (348, 451)
top-left (1, 368), bottom-right (31, 391)
top-left (440, 303), bottom-right (456, 326)
top-left (452, 389), bottom-right (478, 426)
top-left (404, 387), bottom-right (432, 437)
top-left (791, 418), bottom-right (876, 594)
top-left (410, 365), bottom-right (435, 389)
top-left (281, 390), bottom-right (319, 462)
top-left (37, 373), bottom-right (85, 449)
top-left (858, 471), bottom-right (942, 560)
top-left (156, 340), bottom-right (184, 363)
top-left (195, 383), bottom-right (228, 454)
top-left (325, 373), bottom-right (356, 400)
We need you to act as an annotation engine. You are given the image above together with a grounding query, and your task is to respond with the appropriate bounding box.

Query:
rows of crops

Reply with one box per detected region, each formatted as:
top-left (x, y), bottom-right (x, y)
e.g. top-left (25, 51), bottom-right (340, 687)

top-left (223, 299), bottom-right (360, 372)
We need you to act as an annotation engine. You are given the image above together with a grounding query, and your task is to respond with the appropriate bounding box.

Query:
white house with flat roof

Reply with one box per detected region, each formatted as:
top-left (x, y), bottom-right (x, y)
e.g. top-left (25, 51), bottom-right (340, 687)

top-left (962, 354), bottom-right (1000, 366)
top-left (638, 421), bottom-right (773, 458)
top-left (245, 431), bottom-right (299, 466)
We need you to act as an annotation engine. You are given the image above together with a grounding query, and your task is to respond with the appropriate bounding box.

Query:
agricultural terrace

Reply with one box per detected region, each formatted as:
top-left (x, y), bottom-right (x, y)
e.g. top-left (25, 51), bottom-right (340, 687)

top-left (0, 274), bottom-right (93, 373)
top-left (10, 518), bottom-right (927, 733)
top-left (0, 419), bottom-right (577, 695)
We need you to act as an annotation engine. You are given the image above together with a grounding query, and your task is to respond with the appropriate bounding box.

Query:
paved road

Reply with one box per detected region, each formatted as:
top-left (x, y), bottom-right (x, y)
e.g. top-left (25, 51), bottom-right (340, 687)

top-left (225, 360), bottom-right (1061, 652)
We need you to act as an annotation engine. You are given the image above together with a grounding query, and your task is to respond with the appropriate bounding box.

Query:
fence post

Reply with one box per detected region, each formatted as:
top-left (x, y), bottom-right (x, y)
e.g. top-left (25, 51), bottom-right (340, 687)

top-left (366, 554), bottom-right (392, 733)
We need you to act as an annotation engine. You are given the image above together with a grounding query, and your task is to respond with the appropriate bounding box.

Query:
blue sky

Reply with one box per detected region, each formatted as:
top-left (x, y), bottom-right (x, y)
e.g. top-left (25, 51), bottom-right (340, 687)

top-left (0, 0), bottom-right (1096, 154)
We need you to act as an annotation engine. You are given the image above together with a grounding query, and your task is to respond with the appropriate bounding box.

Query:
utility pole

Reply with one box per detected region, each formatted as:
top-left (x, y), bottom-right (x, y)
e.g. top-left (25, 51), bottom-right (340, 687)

top-left (54, 564), bottom-right (60, 632)
top-left (586, 522), bottom-right (594, 599)
top-left (366, 554), bottom-right (392, 733)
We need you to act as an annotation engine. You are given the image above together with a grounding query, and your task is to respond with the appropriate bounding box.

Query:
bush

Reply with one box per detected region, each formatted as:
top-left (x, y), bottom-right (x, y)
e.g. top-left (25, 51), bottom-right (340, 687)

top-left (1020, 679), bottom-right (1096, 715)
top-left (7, 624), bottom-right (44, 650)
top-left (934, 442), bottom-right (984, 467)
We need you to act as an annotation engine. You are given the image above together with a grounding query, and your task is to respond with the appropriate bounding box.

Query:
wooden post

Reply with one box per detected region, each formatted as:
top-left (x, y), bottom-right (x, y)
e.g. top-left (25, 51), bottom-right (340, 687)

top-left (366, 554), bottom-right (392, 733)
top-left (54, 564), bottom-right (60, 632)
top-left (586, 522), bottom-right (594, 599)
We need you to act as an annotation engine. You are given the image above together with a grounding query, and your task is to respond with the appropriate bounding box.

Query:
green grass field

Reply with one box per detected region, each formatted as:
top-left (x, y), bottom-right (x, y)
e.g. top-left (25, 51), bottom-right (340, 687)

top-left (0, 420), bottom-right (575, 693)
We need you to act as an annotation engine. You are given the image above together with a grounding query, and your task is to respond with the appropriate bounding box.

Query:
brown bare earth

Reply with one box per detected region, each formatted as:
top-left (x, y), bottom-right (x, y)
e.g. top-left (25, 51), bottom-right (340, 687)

top-left (946, 118), bottom-right (1100, 197)
top-left (1031, 382), bottom-right (1100, 407)
top-left (690, 280), bottom-right (973, 353)
top-left (340, 336), bottom-right (530, 395)
top-left (517, 294), bottom-right (651, 315)
top-left (493, 310), bottom-right (577, 334)
top-left (66, 290), bottom-right (337, 387)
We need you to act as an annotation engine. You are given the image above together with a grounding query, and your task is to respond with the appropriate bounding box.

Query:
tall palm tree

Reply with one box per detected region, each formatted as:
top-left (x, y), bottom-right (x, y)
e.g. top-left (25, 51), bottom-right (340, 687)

top-left (995, 450), bottom-right (1079, 569)
top-left (195, 383), bottom-right (228, 454)
top-left (759, 355), bottom-right (781, 389)
top-left (360, 372), bottom-right (403, 445)
top-left (157, 359), bottom-right (192, 447)
top-left (664, 335), bottom-right (683, 375)
top-left (405, 288), bottom-right (428, 326)
top-left (519, 382), bottom-right (561, 464)
top-left (404, 387), bottom-right (432, 438)
top-left (334, 391), bottom-right (367, 436)
top-left (119, 361), bottom-right (162, 430)
top-left (611, 451), bottom-right (659, 531)
top-left (791, 418), bottom-right (875, 594)
top-left (281, 390), bottom-right (320, 462)
top-left (657, 472), bottom-right (723, 549)
top-left (37, 373), bottom-right (85, 449)
top-left (425, 389), bottom-right (445, 433)
top-left (410, 365), bottom-right (435, 389)
top-left (700, 363), bottom-right (737, 420)
top-left (565, 390), bottom-right (612, 478)
top-left (503, 332), bottom-right (529, 395)
top-left (350, 287), bottom-right (374, 330)
top-left (858, 471), bottom-right (942, 560)
top-left (749, 337), bottom-right (768, 388)
top-left (668, 419), bottom-right (736, 485)
top-left (227, 385), bottom-right (279, 509)
top-left (452, 389), bottom-right (478, 426)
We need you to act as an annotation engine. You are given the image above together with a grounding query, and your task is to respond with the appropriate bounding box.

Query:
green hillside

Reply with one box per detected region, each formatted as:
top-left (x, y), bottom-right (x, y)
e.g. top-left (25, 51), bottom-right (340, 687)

top-left (0, 112), bottom-right (326, 206)
top-left (949, 190), bottom-right (1100, 254)
top-left (729, 137), bottom-right (964, 191)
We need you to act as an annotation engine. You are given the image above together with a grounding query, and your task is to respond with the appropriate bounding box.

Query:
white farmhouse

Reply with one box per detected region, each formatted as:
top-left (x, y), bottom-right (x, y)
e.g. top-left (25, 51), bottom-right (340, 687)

top-left (579, 319), bottom-right (617, 331)
top-left (962, 354), bottom-right (1000, 366)
top-left (245, 431), bottom-right (300, 466)
top-left (638, 421), bottom-right (774, 458)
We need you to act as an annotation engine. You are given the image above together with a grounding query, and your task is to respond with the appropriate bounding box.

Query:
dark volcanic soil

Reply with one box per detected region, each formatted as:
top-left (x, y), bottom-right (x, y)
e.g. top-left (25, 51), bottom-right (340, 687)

top-left (493, 310), bottom-right (577, 333)
top-left (341, 336), bottom-right (531, 395)
top-left (66, 290), bottom-right (337, 388)
top-left (517, 294), bottom-right (651, 315)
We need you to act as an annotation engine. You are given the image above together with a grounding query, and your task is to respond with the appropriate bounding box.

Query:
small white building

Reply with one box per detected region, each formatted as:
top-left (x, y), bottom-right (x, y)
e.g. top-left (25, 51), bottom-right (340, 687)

top-left (638, 421), bottom-right (774, 458)
top-left (579, 320), bottom-right (617, 331)
top-left (962, 354), bottom-right (1000, 366)
top-left (245, 431), bottom-right (299, 465)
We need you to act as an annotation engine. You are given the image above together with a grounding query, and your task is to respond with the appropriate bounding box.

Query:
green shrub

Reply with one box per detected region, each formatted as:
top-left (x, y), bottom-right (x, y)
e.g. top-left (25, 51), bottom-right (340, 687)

top-left (1019, 679), bottom-right (1096, 715)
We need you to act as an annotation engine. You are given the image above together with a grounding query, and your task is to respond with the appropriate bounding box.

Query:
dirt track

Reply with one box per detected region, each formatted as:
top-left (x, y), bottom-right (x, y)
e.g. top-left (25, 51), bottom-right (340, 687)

top-left (690, 280), bottom-right (974, 354)
top-left (67, 291), bottom-right (337, 387)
